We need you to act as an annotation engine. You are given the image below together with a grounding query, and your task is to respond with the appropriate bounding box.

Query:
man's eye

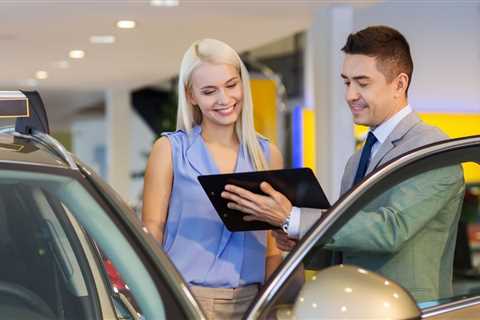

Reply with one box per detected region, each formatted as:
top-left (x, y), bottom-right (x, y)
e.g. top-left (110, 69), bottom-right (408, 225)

top-left (358, 83), bottom-right (368, 87)
top-left (344, 82), bottom-right (350, 86)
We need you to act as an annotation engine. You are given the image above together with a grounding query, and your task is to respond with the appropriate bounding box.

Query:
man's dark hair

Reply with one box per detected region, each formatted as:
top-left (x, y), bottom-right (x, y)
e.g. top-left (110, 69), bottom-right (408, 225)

top-left (341, 25), bottom-right (413, 94)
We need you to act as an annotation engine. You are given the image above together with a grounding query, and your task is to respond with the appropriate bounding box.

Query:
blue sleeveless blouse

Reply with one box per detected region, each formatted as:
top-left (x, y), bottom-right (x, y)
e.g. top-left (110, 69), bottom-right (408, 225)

top-left (161, 126), bottom-right (269, 288)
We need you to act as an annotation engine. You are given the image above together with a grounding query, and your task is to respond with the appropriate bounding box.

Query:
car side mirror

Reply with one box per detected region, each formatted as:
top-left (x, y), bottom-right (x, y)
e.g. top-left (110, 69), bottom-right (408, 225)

top-left (293, 265), bottom-right (421, 320)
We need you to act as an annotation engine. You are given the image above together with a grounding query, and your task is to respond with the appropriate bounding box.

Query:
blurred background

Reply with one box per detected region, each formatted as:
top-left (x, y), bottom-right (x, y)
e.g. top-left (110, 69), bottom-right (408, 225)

top-left (0, 0), bottom-right (479, 263)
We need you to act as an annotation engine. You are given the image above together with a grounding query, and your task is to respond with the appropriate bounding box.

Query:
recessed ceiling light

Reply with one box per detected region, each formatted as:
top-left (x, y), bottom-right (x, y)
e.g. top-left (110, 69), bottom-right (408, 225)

top-left (53, 60), bottom-right (70, 69)
top-left (116, 20), bottom-right (136, 29)
top-left (69, 50), bottom-right (85, 59)
top-left (90, 35), bottom-right (116, 44)
top-left (150, 0), bottom-right (179, 6)
top-left (35, 71), bottom-right (48, 80)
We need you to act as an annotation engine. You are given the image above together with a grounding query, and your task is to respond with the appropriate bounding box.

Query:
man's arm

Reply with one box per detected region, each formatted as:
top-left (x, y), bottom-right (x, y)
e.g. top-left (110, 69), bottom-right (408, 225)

top-left (299, 208), bottom-right (325, 238)
top-left (326, 165), bottom-right (465, 254)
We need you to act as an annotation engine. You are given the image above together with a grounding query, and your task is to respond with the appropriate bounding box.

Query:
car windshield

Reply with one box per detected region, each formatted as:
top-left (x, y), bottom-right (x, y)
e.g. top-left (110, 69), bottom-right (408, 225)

top-left (0, 167), bottom-right (166, 320)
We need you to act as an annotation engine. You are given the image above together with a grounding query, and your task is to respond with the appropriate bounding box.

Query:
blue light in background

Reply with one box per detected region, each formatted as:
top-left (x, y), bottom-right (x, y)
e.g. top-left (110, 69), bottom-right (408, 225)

top-left (292, 105), bottom-right (303, 168)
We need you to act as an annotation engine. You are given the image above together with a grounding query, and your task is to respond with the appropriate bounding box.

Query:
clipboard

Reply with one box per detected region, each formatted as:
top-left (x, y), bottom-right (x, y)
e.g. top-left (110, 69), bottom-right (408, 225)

top-left (198, 168), bottom-right (330, 231)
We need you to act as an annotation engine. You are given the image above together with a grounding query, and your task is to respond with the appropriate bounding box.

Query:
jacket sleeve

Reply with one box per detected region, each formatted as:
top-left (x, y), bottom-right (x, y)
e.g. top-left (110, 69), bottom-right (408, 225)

top-left (325, 165), bottom-right (465, 254)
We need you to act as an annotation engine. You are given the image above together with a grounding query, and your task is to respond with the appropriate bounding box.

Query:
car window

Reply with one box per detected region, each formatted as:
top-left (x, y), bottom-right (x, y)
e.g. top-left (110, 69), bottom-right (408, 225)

top-left (0, 175), bottom-right (99, 319)
top-left (253, 139), bottom-right (480, 319)
top-left (320, 163), bottom-right (466, 304)
top-left (0, 168), bottom-right (167, 319)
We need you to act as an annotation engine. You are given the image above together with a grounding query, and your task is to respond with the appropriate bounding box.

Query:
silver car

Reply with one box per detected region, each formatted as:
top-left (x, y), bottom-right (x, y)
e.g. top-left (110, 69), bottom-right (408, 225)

top-left (1, 91), bottom-right (479, 319)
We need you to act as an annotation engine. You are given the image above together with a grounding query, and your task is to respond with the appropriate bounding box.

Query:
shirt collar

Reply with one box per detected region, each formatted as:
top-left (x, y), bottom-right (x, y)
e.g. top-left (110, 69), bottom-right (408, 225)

top-left (371, 105), bottom-right (412, 144)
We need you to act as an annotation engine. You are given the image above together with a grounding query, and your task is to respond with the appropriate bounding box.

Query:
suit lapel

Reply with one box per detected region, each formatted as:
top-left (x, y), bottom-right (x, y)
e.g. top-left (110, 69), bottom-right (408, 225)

top-left (343, 151), bottom-right (361, 193)
top-left (367, 112), bottom-right (421, 173)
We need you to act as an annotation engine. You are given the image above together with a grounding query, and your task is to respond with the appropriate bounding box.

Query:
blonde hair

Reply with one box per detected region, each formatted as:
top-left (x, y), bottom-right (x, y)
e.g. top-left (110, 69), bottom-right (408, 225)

top-left (177, 38), bottom-right (268, 170)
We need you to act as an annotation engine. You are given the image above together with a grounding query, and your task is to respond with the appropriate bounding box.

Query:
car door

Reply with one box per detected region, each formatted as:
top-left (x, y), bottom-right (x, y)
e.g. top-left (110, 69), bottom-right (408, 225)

top-left (0, 161), bottom-right (206, 320)
top-left (245, 135), bottom-right (480, 319)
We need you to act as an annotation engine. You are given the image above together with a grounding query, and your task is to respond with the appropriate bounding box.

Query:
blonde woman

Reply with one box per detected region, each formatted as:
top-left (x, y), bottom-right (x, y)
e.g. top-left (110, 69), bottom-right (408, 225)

top-left (142, 39), bottom-right (283, 319)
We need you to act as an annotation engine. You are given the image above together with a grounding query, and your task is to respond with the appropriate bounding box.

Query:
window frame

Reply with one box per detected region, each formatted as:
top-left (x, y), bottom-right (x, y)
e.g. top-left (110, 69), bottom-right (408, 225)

top-left (247, 136), bottom-right (480, 319)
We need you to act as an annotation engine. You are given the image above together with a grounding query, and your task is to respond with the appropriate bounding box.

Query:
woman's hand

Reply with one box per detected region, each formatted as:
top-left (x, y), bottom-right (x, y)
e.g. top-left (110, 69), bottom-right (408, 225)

top-left (221, 181), bottom-right (292, 227)
top-left (272, 230), bottom-right (297, 251)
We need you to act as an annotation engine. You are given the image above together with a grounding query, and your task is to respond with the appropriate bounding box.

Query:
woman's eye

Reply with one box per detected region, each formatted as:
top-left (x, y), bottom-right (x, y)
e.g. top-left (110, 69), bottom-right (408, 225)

top-left (202, 90), bottom-right (215, 95)
top-left (226, 82), bottom-right (238, 88)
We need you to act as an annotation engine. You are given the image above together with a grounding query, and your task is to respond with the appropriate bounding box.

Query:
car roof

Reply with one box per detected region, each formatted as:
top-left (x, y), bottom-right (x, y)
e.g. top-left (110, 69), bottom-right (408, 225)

top-left (0, 132), bottom-right (71, 169)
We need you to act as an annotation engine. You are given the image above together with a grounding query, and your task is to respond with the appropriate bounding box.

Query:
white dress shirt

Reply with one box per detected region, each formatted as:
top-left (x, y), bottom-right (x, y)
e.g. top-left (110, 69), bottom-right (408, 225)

top-left (287, 105), bottom-right (413, 239)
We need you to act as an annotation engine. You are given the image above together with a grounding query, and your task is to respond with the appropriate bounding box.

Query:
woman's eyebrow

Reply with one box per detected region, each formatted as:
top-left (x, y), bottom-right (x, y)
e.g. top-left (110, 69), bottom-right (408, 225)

top-left (200, 85), bottom-right (217, 90)
top-left (225, 76), bottom-right (240, 84)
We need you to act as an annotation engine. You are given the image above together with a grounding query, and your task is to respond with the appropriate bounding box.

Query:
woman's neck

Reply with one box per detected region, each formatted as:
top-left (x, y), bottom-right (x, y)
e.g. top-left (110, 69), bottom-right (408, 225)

top-left (201, 122), bottom-right (238, 147)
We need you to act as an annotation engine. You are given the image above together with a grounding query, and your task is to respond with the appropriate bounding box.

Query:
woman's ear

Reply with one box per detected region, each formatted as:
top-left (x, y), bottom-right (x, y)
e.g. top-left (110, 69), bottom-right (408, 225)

top-left (186, 87), bottom-right (197, 106)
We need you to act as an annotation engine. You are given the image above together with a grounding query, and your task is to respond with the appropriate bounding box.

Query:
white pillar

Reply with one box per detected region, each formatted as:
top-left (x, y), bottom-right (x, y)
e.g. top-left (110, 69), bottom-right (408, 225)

top-left (304, 6), bottom-right (355, 202)
top-left (106, 89), bottom-right (131, 202)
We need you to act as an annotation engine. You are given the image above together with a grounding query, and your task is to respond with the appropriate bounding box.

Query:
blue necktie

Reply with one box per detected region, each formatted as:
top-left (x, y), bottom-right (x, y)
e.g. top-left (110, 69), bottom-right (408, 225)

top-left (353, 131), bottom-right (378, 185)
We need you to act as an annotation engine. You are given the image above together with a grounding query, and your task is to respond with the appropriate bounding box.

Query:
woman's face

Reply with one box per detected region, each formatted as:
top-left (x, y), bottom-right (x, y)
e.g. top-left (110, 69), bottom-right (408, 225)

top-left (188, 62), bottom-right (243, 128)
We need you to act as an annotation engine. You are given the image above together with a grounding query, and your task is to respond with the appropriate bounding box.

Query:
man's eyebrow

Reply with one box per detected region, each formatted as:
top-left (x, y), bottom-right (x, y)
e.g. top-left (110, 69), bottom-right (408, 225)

top-left (341, 74), bottom-right (371, 81)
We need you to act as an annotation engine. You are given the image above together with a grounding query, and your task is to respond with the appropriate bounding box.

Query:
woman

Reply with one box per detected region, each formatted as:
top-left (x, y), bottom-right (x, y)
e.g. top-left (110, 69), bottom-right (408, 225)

top-left (142, 38), bottom-right (283, 319)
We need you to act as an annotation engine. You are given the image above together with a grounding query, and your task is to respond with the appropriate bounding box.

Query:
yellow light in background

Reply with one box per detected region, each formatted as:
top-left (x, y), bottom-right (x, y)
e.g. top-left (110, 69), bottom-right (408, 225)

top-left (354, 113), bottom-right (480, 183)
top-left (420, 113), bottom-right (480, 183)
top-left (250, 79), bottom-right (277, 144)
top-left (303, 108), bottom-right (316, 173)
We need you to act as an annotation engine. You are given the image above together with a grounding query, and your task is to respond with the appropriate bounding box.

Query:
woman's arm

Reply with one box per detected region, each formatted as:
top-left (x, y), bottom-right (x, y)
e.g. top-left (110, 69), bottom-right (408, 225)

top-left (142, 137), bottom-right (173, 245)
top-left (265, 142), bottom-right (284, 280)
top-left (268, 142), bottom-right (283, 171)
top-left (266, 231), bottom-right (283, 280)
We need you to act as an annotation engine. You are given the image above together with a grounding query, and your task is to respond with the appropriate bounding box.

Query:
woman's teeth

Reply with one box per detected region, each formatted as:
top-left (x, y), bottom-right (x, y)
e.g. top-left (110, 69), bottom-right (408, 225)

top-left (215, 105), bottom-right (235, 115)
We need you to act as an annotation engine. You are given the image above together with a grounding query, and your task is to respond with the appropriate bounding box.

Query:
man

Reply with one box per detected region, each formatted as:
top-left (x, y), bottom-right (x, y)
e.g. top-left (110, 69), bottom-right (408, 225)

top-left (221, 25), bottom-right (465, 301)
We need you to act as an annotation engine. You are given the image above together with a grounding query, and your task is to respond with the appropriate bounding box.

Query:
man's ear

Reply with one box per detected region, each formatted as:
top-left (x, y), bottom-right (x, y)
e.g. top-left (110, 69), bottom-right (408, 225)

top-left (394, 73), bottom-right (409, 97)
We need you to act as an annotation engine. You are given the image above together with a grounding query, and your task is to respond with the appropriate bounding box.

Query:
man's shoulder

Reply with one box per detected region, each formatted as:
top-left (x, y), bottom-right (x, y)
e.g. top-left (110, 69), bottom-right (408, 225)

top-left (406, 120), bottom-right (449, 146)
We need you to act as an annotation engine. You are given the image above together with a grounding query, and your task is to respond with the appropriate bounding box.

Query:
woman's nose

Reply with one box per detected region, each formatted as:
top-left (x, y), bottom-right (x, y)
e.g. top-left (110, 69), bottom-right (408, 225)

top-left (217, 89), bottom-right (230, 105)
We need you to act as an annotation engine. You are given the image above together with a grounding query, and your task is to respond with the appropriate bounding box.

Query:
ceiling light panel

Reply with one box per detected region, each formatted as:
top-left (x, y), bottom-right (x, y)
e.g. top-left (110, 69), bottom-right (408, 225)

top-left (90, 35), bottom-right (115, 44)
top-left (150, 0), bottom-right (179, 6)
top-left (35, 71), bottom-right (48, 80)
top-left (69, 50), bottom-right (85, 59)
top-left (116, 20), bottom-right (136, 29)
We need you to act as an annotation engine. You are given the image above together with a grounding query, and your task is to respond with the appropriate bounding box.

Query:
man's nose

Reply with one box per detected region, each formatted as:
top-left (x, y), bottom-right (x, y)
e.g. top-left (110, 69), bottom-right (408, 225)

top-left (345, 85), bottom-right (359, 102)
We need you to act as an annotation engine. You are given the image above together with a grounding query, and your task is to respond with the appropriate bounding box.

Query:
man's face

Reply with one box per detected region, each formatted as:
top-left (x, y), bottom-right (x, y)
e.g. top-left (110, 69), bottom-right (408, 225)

top-left (341, 54), bottom-right (400, 128)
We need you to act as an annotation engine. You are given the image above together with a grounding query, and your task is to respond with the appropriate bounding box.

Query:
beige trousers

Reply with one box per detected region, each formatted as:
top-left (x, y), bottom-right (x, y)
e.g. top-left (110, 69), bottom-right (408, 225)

top-left (190, 284), bottom-right (259, 320)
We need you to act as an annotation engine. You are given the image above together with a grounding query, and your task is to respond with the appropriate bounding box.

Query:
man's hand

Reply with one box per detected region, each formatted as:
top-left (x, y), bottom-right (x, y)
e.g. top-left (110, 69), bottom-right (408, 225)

top-left (272, 230), bottom-right (297, 251)
top-left (221, 181), bottom-right (292, 227)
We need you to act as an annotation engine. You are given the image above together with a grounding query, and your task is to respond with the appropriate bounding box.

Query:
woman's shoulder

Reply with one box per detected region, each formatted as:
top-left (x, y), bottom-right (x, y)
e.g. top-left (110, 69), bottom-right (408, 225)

top-left (160, 129), bottom-right (192, 146)
top-left (256, 133), bottom-right (270, 150)
top-left (255, 134), bottom-right (283, 169)
top-left (161, 129), bottom-right (188, 139)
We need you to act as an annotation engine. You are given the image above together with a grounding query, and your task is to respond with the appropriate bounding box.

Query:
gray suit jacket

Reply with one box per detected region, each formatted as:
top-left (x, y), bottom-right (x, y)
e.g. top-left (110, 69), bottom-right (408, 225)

top-left (299, 112), bottom-right (465, 301)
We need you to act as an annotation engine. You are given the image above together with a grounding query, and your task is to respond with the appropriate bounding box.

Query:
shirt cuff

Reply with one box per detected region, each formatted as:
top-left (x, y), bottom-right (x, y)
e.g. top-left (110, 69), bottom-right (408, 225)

top-left (287, 206), bottom-right (301, 239)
